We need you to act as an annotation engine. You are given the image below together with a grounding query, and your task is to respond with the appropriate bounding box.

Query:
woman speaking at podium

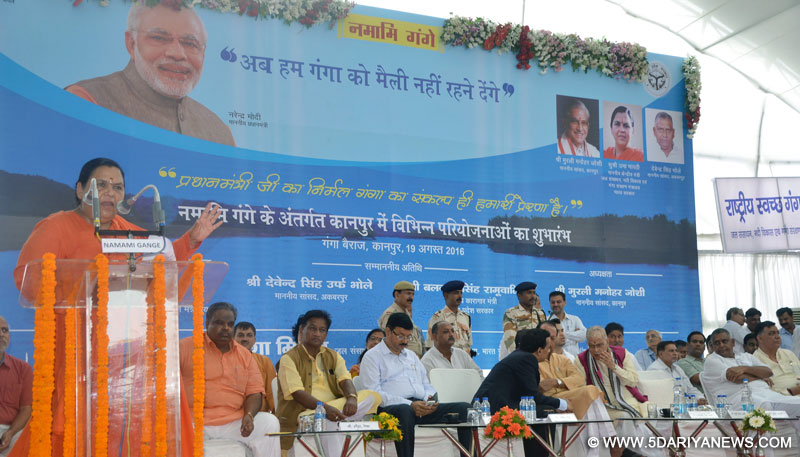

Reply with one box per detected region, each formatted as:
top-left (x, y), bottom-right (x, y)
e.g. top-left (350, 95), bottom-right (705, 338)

top-left (12, 157), bottom-right (222, 457)
top-left (14, 157), bottom-right (222, 287)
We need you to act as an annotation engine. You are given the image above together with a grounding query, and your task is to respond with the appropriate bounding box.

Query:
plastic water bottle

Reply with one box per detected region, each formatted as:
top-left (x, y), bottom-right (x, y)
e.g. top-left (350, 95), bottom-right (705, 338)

top-left (314, 401), bottom-right (326, 432)
top-left (716, 394), bottom-right (726, 417)
top-left (473, 397), bottom-right (482, 412)
top-left (672, 377), bottom-right (684, 417)
top-left (529, 396), bottom-right (537, 422)
top-left (741, 378), bottom-right (754, 412)
top-left (481, 397), bottom-right (491, 424)
top-left (689, 394), bottom-right (697, 412)
top-left (519, 397), bottom-right (528, 421)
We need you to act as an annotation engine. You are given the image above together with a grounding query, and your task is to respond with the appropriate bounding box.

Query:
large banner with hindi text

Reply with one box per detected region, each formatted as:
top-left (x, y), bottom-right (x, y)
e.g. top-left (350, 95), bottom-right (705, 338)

top-left (0, 1), bottom-right (700, 367)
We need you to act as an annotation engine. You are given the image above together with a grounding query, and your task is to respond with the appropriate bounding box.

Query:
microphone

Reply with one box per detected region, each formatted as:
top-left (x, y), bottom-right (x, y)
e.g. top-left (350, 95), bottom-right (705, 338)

top-left (116, 198), bottom-right (135, 215)
top-left (91, 178), bottom-right (101, 231)
top-left (118, 184), bottom-right (165, 229)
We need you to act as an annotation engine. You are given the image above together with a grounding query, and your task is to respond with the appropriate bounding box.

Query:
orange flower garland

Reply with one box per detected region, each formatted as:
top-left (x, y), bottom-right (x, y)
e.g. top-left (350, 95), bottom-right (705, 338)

top-left (63, 305), bottom-right (77, 457)
top-left (94, 253), bottom-right (110, 457)
top-left (140, 287), bottom-right (156, 457)
top-left (29, 253), bottom-right (57, 457)
top-left (152, 255), bottom-right (168, 457)
top-left (191, 253), bottom-right (206, 457)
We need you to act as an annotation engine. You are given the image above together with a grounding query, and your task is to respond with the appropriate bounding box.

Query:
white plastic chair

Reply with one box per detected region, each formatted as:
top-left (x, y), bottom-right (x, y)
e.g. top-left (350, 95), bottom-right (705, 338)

top-left (637, 370), bottom-right (674, 409)
top-left (428, 368), bottom-right (483, 403)
top-left (272, 377), bottom-right (279, 413)
top-left (364, 368), bottom-right (461, 457)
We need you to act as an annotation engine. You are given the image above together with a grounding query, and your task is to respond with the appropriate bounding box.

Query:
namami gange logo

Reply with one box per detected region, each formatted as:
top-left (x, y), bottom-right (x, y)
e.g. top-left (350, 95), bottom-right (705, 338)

top-left (644, 61), bottom-right (670, 97)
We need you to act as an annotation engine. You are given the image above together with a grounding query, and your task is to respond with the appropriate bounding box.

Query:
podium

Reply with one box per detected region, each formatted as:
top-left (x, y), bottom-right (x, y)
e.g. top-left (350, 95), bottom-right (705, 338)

top-left (19, 257), bottom-right (228, 457)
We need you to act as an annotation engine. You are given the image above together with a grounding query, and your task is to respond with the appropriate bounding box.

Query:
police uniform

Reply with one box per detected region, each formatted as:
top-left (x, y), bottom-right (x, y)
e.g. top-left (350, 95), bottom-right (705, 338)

top-left (427, 308), bottom-right (472, 352)
top-left (426, 280), bottom-right (472, 352)
top-left (500, 282), bottom-right (546, 354)
top-left (377, 281), bottom-right (425, 357)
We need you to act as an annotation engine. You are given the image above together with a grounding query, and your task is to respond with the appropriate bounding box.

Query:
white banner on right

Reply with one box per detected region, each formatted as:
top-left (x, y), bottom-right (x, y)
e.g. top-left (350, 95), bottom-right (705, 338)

top-left (714, 177), bottom-right (800, 253)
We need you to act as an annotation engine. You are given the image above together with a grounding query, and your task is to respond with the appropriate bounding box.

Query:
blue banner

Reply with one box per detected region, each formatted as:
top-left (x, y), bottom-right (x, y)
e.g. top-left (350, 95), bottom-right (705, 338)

top-left (0, 1), bottom-right (700, 367)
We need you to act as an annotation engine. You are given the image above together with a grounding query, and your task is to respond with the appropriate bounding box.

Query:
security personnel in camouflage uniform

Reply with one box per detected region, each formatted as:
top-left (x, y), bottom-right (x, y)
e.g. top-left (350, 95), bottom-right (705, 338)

top-left (426, 280), bottom-right (472, 353)
top-left (500, 282), bottom-right (547, 358)
top-left (378, 280), bottom-right (425, 357)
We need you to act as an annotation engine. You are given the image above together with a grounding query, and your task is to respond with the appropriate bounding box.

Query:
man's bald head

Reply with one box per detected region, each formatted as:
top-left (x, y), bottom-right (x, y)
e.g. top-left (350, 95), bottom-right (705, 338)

top-left (0, 316), bottom-right (9, 354)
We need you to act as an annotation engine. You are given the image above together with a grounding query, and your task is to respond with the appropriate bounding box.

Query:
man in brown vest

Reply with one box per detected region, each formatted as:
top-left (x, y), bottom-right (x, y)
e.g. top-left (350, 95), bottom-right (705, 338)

top-left (277, 310), bottom-right (379, 455)
top-left (65, 3), bottom-right (235, 146)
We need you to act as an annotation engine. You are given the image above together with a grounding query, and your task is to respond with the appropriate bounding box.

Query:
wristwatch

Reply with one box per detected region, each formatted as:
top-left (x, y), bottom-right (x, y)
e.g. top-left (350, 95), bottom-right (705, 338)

top-left (556, 379), bottom-right (563, 387)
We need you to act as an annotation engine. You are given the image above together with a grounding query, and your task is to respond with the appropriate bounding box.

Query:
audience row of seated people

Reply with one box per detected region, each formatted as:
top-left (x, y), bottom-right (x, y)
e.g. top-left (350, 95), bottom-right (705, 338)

top-left (199, 296), bottom-right (800, 457)
top-left (4, 277), bottom-right (800, 457)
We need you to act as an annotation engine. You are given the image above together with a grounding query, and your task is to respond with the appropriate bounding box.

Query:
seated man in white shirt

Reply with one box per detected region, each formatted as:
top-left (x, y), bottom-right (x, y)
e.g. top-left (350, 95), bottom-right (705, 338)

top-left (647, 341), bottom-right (706, 404)
top-left (634, 330), bottom-right (661, 370)
top-left (723, 307), bottom-right (750, 354)
top-left (421, 321), bottom-right (483, 379)
top-left (704, 328), bottom-right (800, 433)
top-left (360, 312), bottom-right (471, 457)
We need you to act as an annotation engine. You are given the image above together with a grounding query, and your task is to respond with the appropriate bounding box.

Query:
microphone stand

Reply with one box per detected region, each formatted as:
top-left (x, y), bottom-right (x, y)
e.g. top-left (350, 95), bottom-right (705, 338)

top-left (94, 182), bottom-right (167, 272)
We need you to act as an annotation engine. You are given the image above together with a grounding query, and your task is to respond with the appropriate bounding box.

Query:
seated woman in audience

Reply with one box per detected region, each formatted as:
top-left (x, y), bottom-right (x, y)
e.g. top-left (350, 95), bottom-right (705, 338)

top-left (350, 328), bottom-right (385, 376)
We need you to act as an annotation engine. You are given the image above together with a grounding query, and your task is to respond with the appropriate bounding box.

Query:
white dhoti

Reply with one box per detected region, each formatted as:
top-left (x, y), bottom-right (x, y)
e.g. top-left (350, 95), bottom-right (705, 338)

top-left (292, 391), bottom-right (380, 457)
top-left (612, 411), bottom-right (666, 457)
top-left (576, 398), bottom-right (617, 457)
top-left (204, 412), bottom-right (281, 457)
top-left (0, 424), bottom-right (24, 457)
top-left (753, 390), bottom-right (800, 436)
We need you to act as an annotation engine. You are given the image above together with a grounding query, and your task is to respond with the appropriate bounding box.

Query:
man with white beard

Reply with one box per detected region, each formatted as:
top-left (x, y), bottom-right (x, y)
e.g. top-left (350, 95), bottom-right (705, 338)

top-left (66, 3), bottom-right (235, 146)
top-left (537, 321), bottom-right (621, 457)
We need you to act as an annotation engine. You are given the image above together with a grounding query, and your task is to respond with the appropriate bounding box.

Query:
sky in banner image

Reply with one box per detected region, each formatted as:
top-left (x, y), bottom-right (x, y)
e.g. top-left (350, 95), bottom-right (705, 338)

top-left (0, 1), bottom-right (699, 368)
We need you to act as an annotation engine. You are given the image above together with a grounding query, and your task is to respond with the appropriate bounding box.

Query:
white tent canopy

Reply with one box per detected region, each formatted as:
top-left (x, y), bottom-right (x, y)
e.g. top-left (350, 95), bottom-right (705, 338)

top-left (360, 0), bottom-right (800, 329)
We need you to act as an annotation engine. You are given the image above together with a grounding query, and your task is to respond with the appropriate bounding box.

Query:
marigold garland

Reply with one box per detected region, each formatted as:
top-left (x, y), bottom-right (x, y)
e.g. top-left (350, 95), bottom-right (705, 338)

top-left (63, 306), bottom-right (77, 457)
top-left (29, 253), bottom-right (57, 457)
top-left (94, 253), bottom-right (110, 457)
top-left (190, 253), bottom-right (206, 457)
top-left (152, 255), bottom-right (168, 457)
top-left (140, 287), bottom-right (156, 457)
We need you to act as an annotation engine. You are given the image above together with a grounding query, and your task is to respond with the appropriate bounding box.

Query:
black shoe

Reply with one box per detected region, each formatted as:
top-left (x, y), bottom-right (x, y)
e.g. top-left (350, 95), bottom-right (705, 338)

top-left (621, 449), bottom-right (643, 457)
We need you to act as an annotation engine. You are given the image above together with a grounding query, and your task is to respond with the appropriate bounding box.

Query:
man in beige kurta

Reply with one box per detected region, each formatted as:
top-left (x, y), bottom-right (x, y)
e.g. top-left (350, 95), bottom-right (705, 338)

top-left (539, 342), bottom-right (603, 418)
top-left (754, 321), bottom-right (800, 395)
